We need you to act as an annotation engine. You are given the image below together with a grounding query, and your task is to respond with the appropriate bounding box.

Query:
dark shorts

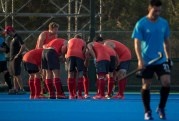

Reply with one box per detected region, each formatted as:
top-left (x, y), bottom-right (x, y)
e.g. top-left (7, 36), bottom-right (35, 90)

top-left (116, 60), bottom-right (130, 71)
top-left (42, 49), bottom-right (60, 70)
top-left (141, 62), bottom-right (170, 79)
top-left (66, 56), bottom-right (84, 72)
top-left (96, 60), bottom-right (110, 74)
top-left (0, 61), bottom-right (8, 73)
top-left (9, 57), bottom-right (22, 76)
top-left (83, 66), bottom-right (88, 72)
top-left (109, 56), bottom-right (116, 72)
top-left (23, 62), bottom-right (39, 74)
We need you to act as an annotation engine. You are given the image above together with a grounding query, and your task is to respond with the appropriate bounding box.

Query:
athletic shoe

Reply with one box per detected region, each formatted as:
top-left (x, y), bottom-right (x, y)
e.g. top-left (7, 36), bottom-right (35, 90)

top-left (112, 94), bottom-right (124, 99)
top-left (56, 95), bottom-right (68, 99)
top-left (84, 94), bottom-right (90, 99)
top-left (93, 94), bottom-right (101, 99)
top-left (69, 95), bottom-right (76, 99)
top-left (105, 95), bottom-right (111, 99)
top-left (120, 95), bottom-right (125, 100)
top-left (156, 107), bottom-right (166, 120)
top-left (17, 89), bottom-right (26, 95)
top-left (93, 94), bottom-right (106, 99)
top-left (100, 96), bottom-right (107, 100)
top-left (30, 95), bottom-right (35, 99)
top-left (8, 89), bottom-right (17, 95)
top-left (34, 94), bottom-right (47, 99)
top-left (144, 111), bottom-right (154, 120)
top-left (77, 95), bottom-right (84, 99)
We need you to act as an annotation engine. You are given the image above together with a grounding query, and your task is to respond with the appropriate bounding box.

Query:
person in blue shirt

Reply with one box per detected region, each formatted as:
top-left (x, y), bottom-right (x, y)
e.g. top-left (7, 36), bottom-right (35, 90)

top-left (0, 28), bottom-right (12, 93)
top-left (132, 0), bottom-right (172, 120)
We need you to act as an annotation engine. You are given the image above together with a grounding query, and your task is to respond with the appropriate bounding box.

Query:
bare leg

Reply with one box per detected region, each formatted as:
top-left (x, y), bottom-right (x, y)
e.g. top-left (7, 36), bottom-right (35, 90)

top-left (15, 75), bottom-right (24, 90)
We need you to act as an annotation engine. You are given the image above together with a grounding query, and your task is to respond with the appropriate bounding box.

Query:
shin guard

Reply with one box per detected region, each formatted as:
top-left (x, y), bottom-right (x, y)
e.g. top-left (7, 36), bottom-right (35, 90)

top-left (67, 78), bottom-right (75, 96)
top-left (54, 78), bottom-right (64, 96)
top-left (28, 79), bottom-right (35, 98)
top-left (83, 77), bottom-right (89, 95)
top-left (45, 79), bottom-right (55, 98)
top-left (118, 79), bottom-right (126, 96)
top-left (107, 77), bottom-right (114, 96)
top-left (34, 78), bottom-right (41, 98)
top-left (78, 77), bottom-right (84, 96)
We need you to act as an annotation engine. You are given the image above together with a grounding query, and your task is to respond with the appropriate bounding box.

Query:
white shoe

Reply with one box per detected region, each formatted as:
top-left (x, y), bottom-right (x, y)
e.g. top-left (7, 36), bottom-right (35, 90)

top-left (144, 111), bottom-right (154, 120)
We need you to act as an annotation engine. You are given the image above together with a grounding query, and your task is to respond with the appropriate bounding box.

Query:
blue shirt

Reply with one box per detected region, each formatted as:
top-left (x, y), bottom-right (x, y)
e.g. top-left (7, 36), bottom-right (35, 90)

top-left (132, 16), bottom-right (170, 65)
top-left (0, 37), bottom-right (6, 61)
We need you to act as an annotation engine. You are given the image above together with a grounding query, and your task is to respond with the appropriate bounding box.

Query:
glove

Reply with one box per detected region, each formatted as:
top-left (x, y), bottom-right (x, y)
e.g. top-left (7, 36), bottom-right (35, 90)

top-left (136, 69), bottom-right (144, 78)
top-left (167, 59), bottom-right (173, 69)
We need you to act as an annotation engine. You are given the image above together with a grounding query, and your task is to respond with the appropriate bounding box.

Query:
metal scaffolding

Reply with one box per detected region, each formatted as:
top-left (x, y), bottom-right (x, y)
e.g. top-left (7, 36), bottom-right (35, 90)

top-left (0, 0), bottom-right (102, 42)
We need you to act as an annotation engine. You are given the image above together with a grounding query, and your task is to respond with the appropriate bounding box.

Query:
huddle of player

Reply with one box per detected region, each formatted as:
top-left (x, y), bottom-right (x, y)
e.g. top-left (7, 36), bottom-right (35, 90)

top-left (22, 22), bottom-right (131, 100)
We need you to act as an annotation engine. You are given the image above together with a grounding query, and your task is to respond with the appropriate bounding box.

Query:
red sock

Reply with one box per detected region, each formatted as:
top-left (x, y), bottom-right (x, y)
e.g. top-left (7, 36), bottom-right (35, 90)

top-left (34, 78), bottom-right (41, 97)
top-left (67, 78), bottom-right (75, 96)
top-left (28, 79), bottom-right (35, 98)
top-left (83, 77), bottom-right (89, 95)
top-left (99, 78), bottom-right (106, 96)
top-left (73, 78), bottom-right (76, 96)
top-left (45, 79), bottom-right (55, 97)
top-left (107, 77), bottom-right (114, 96)
top-left (118, 79), bottom-right (127, 96)
top-left (98, 73), bottom-right (106, 96)
top-left (78, 77), bottom-right (84, 96)
top-left (122, 79), bottom-right (127, 95)
top-left (96, 78), bottom-right (100, 95)
top-left (54, 78), bottom-right (64, 96)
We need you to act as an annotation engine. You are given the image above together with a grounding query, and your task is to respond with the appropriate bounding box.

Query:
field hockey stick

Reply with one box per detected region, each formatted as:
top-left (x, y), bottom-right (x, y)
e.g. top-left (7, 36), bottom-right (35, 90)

top-left (111, 68), bottom-right (140, 96)
top-left (118, 52), bottom-right (163, 81)
top-left (111, 52), bottom-right (163, 95)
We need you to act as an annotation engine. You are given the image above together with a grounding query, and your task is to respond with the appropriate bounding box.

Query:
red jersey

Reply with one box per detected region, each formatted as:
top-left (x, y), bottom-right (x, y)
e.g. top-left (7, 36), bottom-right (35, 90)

top-left (23, 48), bottom-right (43, 66)
top-left (104, 45), bottom-right (116, 57)
top-left (93, 42), bottom-right (110, 62)
top-left (35, 31), bottom-right (57, 48)
top-left (45, 38), bottom-right (66, 55)
top-left (66, 38), bottom-right (85, 59)
top-left (106, 40), bottom-right (131, 62)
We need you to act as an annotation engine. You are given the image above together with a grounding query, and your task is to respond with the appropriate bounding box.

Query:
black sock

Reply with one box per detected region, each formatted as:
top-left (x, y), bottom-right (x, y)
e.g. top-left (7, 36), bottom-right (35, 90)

top-left (141, 89), bottom-right (151, 113)
top-left (159, 86), bottom-right (170, 109)
top-left (4, 72), bottom-right (12, 89)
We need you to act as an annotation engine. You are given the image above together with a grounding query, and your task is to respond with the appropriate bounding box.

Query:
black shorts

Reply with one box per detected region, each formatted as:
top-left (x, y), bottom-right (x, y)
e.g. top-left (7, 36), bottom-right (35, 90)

top-left (23, 62), bottom-right (39, 74)
top-left (83, 66), bottom-right (88, 72)
top-left (66, 56), bottom-right (84, 72)
top-left (96, 60), bottom-right (110, 74)
top-left (0, 61), bottom-right (7, 73)
top-left (109, 56), bottom-right (116, 72)
top-left (42, 49), bottom-right (60, 70)
top-left (9, 56), bottom-right (22, 76)
top-left (116, 60), bottom-right (130, 71)
top-left (141, 62), bottom-right (170, 79)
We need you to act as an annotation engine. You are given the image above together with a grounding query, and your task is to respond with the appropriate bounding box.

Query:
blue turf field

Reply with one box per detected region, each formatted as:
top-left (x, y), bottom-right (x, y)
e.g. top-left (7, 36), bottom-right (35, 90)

top-left (0, 93), bottom-right (178, 121)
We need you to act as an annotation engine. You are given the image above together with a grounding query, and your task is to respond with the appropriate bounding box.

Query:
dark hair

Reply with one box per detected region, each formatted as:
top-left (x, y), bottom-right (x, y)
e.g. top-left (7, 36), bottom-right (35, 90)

top-left (94, 36), bottom-right (103, 42)
top-left (149, 0), bottom-right (162, 7)
top-left (74, 34), bottom-right (82, 39)
top-left (49, 22), bottom-right (59, 29)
